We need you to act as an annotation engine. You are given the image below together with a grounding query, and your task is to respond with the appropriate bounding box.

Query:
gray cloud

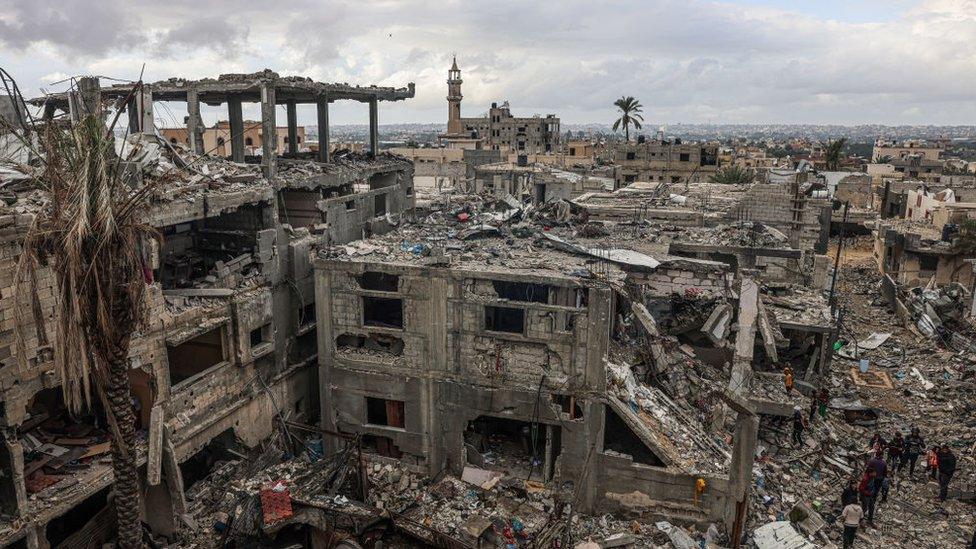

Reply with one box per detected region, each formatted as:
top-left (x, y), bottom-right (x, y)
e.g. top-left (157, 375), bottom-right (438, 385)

top-left (4, 0), bottom-right (976, 124)
top-left (151, 17), bottom-right (250, 59)
top-left (0, 0), bottom-right (141, 57)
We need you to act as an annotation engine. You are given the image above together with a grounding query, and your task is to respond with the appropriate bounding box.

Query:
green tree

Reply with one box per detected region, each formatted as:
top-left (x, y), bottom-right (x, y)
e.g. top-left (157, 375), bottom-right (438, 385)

top-left (611, 96), bottom-right (644, 142)
top-left (874, 154), bottom-right (893, 163)
top-left (821, 138), bottom-right (848, 170)
top-left (710, 165), bottom-right (755, 185)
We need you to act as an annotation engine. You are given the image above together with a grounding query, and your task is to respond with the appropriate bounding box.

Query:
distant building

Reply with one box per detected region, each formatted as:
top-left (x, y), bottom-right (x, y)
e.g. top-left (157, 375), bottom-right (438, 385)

top-left (441, 57), bottom-right (560, 154)
top-left (611, 139), bottom-right (719, 187)
top-left (872, 138), bottom-right (943, 162)
top-left (160, 120), bottom-right (306, 157)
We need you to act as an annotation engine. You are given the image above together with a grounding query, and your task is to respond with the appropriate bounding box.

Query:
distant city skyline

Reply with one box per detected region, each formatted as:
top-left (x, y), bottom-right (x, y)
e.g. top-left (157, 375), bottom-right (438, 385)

top-left (2, 1), bottom-right (974, 126)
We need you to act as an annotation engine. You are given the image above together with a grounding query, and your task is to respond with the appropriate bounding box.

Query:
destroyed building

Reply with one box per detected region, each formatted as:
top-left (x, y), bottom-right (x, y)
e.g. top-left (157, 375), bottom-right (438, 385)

top-left (441, 57), bottom-right (561, 154)
top-left (311, 179), bottom-right (838, 542)
top-left (611, 140), bottom-right (720, 187)
top-left (0, 70), bottom-right (415, 547)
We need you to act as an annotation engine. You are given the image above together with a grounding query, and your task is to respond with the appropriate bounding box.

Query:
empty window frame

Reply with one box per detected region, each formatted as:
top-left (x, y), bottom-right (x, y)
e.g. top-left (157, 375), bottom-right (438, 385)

top-left (365, 397), bottom-right (405, 428)
top-left (362, 296), bottom-right (404, 329)
top-left (492, 280), bottom-right (550, 303)
top-left (167, 326), bottom-right (226, 386)
top-left (374, 193), bottom-right (387, 216)
top-left (358, 271), bottom-right (400, 292)
top-left (484, 305), bottom-right (525, 334)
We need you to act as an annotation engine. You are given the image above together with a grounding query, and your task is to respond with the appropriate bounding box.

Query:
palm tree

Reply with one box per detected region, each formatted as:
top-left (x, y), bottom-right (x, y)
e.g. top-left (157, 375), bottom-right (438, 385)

top-left (15, 87), bottom-right (155, 548)
top-left (874, 154), bottom-right (893, 164)
top-left (612, 96), bottom-right (644, 141)
top-left (710, 165), bottom-right (755, 185)
top-left (821, 138), bottom-right (848, 170)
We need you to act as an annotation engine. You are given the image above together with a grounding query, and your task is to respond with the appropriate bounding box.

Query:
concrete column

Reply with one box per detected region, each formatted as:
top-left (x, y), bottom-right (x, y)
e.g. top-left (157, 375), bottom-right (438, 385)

top-left (730, 275), bottom-right (759, 395)
top-left (69, 76), bottom-right (100, 123)
top-left (286, 99), bottom-right (298, 156)
top-left (316, 95), bottom-right (330, 163)
top-left (260, 82), bottom-right (277, 177)
top-left (368, 96), bottom-right (379, 157)
top-left (315, 264), bottom-right (338, 455)
top-left (186, 88), bottom-right (204, 154)
top-left (137, 84), bottom-right (154, 133)
top-left (725, 413), bottom-right (759, 540)
top-left (127, 97), bottom-right (139, 133)
top-left (424, 273), bottom-right (449, 473)
top-left (0, 436), bottom-right (26, 518)
top-left (584, 287), bottom-right (611, 392)
top-left (227, 96), bottom-right (244, 162)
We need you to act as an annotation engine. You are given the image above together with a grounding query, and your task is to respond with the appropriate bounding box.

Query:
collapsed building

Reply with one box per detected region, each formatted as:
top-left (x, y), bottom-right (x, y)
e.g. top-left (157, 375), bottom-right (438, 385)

top-left (0, 70), bottom-right (415, 547)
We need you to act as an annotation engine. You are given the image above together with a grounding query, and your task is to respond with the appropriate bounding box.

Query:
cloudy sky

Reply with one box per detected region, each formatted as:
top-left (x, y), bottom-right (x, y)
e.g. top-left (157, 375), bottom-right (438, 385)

top-left (1, 0), bottom-right (974, 126)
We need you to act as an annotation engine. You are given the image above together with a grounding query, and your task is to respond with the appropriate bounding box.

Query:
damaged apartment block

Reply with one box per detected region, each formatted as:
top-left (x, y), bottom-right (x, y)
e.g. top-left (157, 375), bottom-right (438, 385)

top-left (0, 70), bottom-right (415, 547)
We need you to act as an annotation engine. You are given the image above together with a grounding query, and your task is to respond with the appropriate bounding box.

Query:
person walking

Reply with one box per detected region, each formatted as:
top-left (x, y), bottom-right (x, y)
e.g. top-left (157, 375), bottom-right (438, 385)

top-left (817, 388), bottom-right (829, 419)
top-left (887, 432), bottom-right (904, 472)
top-left (869, 432), bottom-right (887, 456)
top-left (867, 452), bottom-right (889, 505)
top-left (784, 366), bottom-right (794, 396)
top-left (808, 396), bottom-right (818, 423)
top-left (841, 477), bottom-right (859, 506)
top-left (841, 499), bottom-right (864, 548)
top-left (937, 447), bottom-right (957, 503)
top-left (792, 409), bottom-right (805, 447)
top-left (901, 427), bottom-right (925, 479)
top-left (858, 468), bottom-right (878, 527)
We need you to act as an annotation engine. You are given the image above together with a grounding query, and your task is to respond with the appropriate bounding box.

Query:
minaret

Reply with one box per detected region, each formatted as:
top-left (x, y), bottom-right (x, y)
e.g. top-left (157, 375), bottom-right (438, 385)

top-left (447, 56), bottom-right (463, 135)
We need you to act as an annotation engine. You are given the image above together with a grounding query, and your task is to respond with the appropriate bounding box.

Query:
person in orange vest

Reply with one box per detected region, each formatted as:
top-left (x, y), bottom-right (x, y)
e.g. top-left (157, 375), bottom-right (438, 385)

top-left (694, 477), bottom-right (706, 506)
top-left (783, 366), bottom-right (794, 395)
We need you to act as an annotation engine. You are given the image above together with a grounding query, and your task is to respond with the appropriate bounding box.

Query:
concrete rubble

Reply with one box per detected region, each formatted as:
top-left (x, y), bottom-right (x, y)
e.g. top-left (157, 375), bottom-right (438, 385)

top-left (0, 65), bottom-right (972, 549)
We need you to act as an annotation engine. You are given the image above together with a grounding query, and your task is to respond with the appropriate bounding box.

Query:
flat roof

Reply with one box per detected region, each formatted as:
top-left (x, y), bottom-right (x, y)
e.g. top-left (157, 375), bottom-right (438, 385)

top-left (29, 69), bottom-right (415, 109)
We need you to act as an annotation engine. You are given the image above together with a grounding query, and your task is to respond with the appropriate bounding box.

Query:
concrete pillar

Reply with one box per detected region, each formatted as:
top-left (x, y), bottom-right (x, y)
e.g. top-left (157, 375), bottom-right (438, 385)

top-left (584, 287), bottom-right (611, 392)
top-left (0, 436), bottom-right (26, 518)
top-left (315, 265), bottom-right (338, 455)
top-left (186, 88), bottom-right (204, 154)
top-left (137, 84), bottom-right (154, 133)
top-left (227, 96), bottom-right (244, 162)
top-left (316, 94), bottom-right (330, 163)
top-left (69, 76), bottom-right (100, 123)
top-left (730, 275), bottom-right (759, 395)
top-left (127, 97), bottom-right (139, 134)
top-left (424, 273), bottom-right (449, 474)
top-left (260, 82), bottom-right (277, 177)
top-left (286, 99), bottom-right (298, 156)
top-left (725, 413), bottom-right (759, 540)
top-left (368, 96), bottom-right (379, 157)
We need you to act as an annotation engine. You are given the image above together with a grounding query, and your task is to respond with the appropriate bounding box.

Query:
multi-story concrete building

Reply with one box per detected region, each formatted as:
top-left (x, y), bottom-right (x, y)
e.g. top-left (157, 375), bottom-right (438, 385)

top-left (0, 70), bottom-right (415, 548)
top-left (441, 57), bottom-right (560, 155)
top-left (612, 140), bottom-right (720, 187)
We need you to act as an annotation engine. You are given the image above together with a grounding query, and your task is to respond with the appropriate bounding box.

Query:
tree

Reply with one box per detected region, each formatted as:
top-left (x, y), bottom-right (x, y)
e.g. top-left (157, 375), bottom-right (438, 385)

top-left (821, 138), bottom-right (848, 170)
top-left (874, 154), bottom-right (893, 164)
top-left (15, 87), bottom-right (155, 548)
top-left (710, 165), bottom-right (755, 185)
top-left (612, 96), bottom-right (644, 142)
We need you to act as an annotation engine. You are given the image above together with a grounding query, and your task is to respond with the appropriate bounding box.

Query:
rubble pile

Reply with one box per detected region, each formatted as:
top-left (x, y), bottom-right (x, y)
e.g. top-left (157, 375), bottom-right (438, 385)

top-left (745, 243), bottom-right (976, 548)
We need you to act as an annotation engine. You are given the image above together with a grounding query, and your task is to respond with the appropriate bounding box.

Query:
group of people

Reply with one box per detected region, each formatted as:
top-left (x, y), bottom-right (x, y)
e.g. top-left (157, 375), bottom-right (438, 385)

top-left (838, 427), bottom-right (959, 548)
